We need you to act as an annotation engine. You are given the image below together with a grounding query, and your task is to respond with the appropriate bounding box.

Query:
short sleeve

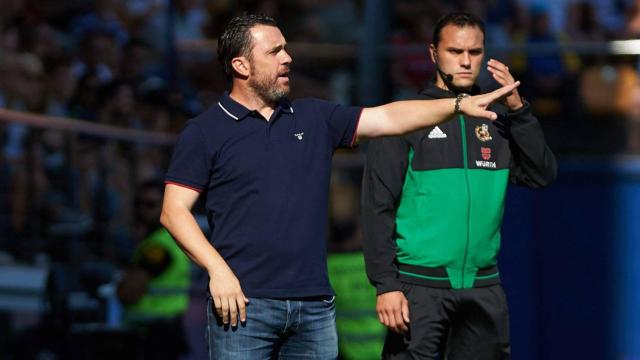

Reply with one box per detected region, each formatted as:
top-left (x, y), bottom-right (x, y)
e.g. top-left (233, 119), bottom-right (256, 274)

top-left (165, 122), bottom-right (210, 191)
top-left (315, 100), bottom-right (363, 149)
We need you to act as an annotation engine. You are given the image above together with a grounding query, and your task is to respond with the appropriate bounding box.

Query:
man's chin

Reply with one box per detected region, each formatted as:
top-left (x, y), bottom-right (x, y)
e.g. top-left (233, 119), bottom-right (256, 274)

top-left (264, 89), bottom-right (289, 103)
top-left (275, 85), bottom-right (290, 98)
top-left (452, 80), bottom-right (475, 90)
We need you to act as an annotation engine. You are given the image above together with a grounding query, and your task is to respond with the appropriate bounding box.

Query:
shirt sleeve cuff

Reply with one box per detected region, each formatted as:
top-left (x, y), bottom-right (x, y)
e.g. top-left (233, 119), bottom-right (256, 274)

top-left (349, 108), bottom-right (364, 148)
top-left (164, 180), bottom-right (204, 193)
top-left (507, 100), bottom-right (531, 117)
top-left (375, 276), bottom-right (403, 295)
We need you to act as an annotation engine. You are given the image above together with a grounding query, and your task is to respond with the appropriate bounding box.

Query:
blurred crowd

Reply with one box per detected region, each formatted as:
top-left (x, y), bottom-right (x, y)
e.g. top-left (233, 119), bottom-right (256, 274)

top-left (1, 0), bottom-right (640, 358)
top-left (0, 0), bottom-right (639, 271)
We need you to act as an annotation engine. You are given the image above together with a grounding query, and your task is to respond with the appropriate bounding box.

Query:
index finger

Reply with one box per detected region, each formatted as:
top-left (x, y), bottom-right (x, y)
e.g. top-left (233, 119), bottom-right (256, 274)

top-left (392, 308), bottom-right (408, 333)
top-left (402, 299), bottom-right (410, 323)
top-left (489, 81), bottom-right (520, 100)
top-left (488, 58), bottom-right (508, 69)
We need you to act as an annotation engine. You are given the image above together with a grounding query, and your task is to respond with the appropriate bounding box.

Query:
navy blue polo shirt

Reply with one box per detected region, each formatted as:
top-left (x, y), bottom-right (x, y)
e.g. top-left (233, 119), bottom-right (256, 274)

top-left (165, 92), bottom-right (362, 298)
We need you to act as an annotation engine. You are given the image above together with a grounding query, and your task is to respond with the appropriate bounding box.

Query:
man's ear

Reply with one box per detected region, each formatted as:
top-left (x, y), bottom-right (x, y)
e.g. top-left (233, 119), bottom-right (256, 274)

top-left (231, 56), bottom-right (250, 77)
top-left (429, 44), bottom-right (437, 64)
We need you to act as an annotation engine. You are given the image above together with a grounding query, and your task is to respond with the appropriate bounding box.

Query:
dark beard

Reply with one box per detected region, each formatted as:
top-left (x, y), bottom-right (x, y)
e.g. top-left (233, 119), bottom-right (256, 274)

top-left (248, 73), bottom-right (289, 104)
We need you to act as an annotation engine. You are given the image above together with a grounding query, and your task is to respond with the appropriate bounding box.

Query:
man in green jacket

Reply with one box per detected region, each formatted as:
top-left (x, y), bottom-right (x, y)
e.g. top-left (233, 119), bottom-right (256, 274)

top-left (362, 12), bottom-right (557, 360)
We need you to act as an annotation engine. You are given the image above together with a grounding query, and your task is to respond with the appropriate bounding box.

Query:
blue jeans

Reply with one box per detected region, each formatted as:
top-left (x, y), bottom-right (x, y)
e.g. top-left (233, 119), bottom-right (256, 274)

top-left (206, 296), bottom-right (338, 359)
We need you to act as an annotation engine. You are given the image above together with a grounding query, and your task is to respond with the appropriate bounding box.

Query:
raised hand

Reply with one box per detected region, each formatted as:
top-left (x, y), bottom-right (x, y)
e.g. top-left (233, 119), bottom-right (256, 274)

top-left (487, 58), bottom-right (524, 111)
top-left (459, 80), bottom-right (521, 120)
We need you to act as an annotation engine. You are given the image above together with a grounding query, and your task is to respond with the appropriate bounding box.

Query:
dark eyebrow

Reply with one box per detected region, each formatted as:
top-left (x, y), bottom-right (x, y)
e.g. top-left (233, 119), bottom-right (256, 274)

top-left (268, 43), bottom-right (286, 54)
top-left (445, 47), bottom-right (484, 53)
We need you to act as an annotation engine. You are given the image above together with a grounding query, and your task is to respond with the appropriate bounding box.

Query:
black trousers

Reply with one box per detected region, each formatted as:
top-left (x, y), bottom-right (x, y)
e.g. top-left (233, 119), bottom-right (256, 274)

top-left (382, 284), bottom-right (510, 360)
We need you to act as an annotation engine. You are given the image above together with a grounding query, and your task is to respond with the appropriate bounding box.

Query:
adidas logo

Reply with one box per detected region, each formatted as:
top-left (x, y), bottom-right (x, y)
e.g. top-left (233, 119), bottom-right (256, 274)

top-left (428, 126), bottom-right (447, 139)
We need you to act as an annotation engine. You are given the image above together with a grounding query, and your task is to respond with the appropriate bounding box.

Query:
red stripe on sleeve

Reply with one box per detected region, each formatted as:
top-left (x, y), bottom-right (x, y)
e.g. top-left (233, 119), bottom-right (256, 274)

top-left (164, 181), bottom-right (204, 193)
top-left (349, 108), bottom-right (364, 148)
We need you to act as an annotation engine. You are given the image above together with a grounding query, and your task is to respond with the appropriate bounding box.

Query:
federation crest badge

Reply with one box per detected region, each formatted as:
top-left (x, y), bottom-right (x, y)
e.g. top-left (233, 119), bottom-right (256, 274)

top-left (475, 124), bottom-right (493, 142)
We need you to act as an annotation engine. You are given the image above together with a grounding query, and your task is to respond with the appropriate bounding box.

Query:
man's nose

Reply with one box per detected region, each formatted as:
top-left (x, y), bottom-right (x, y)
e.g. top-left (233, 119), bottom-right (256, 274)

top-left (282, 50), bottom-right (292, 65)
top-left (461, 52), bottom-right (471, 67)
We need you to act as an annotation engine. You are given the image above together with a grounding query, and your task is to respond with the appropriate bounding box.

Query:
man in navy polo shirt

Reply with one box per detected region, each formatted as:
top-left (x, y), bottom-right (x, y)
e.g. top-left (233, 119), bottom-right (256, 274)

top-left (160, 14), bottom-right (519, 359)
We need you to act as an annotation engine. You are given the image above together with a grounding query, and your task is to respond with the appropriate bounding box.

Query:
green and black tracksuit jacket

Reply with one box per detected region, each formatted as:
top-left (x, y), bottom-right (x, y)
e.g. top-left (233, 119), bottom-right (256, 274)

top-left (362, 83), bottom-right (557, 294)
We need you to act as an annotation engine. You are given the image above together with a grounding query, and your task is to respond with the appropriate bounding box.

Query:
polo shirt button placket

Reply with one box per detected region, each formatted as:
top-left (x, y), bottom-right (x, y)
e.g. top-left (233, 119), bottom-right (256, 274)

top-left (265, 118), bottom-right (271, 146)
top-left (265, 110), bottom-right (280, 142)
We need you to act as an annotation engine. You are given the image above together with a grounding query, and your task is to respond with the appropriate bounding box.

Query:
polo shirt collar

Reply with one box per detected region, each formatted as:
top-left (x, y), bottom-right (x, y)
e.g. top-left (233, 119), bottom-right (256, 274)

top-left (218, 91), bottom-right (294, 121)
top-left (278, 98), bottom-right (294, 114)
top-left (218, 91), bottom-right (252, 121)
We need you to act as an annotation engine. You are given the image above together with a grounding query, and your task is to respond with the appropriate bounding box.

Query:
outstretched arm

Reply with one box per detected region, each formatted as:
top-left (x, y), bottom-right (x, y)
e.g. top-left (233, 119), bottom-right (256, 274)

top-left (355, 82), bottom-right (520, 142)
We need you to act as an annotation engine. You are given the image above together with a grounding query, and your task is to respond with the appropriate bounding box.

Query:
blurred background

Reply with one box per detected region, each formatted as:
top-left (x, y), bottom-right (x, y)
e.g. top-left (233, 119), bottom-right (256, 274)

top-left (1, 0), bottom-right (639, 359)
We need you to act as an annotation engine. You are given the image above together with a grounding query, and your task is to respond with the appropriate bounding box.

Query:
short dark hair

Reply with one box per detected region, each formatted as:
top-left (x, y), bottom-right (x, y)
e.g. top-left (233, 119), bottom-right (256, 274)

top-left (432, 12), bottom-right (485, 47)
top-left (217, 14), bottom-right (278, 78)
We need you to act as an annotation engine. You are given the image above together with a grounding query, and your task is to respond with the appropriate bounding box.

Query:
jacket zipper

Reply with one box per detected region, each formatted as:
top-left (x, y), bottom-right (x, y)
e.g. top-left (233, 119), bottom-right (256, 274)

top-left (459, 115), bottom-right (471, 287)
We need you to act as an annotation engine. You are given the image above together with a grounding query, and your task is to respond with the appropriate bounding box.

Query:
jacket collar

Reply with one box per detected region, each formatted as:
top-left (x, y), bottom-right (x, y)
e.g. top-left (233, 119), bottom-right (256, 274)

top-left (418, 80), bottom-right (482, 99)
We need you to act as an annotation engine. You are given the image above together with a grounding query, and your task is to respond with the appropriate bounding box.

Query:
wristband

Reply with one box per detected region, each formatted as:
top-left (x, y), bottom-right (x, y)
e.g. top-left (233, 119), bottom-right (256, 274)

top-left (454, 93), bottom-right (470, 114)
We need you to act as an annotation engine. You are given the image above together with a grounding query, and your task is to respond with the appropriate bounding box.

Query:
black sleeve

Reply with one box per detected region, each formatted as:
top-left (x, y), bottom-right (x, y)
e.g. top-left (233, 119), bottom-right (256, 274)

top-left (361, 136), bottom-right (410, 295)
top-left (498, 101), bottom-right (557, 188)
